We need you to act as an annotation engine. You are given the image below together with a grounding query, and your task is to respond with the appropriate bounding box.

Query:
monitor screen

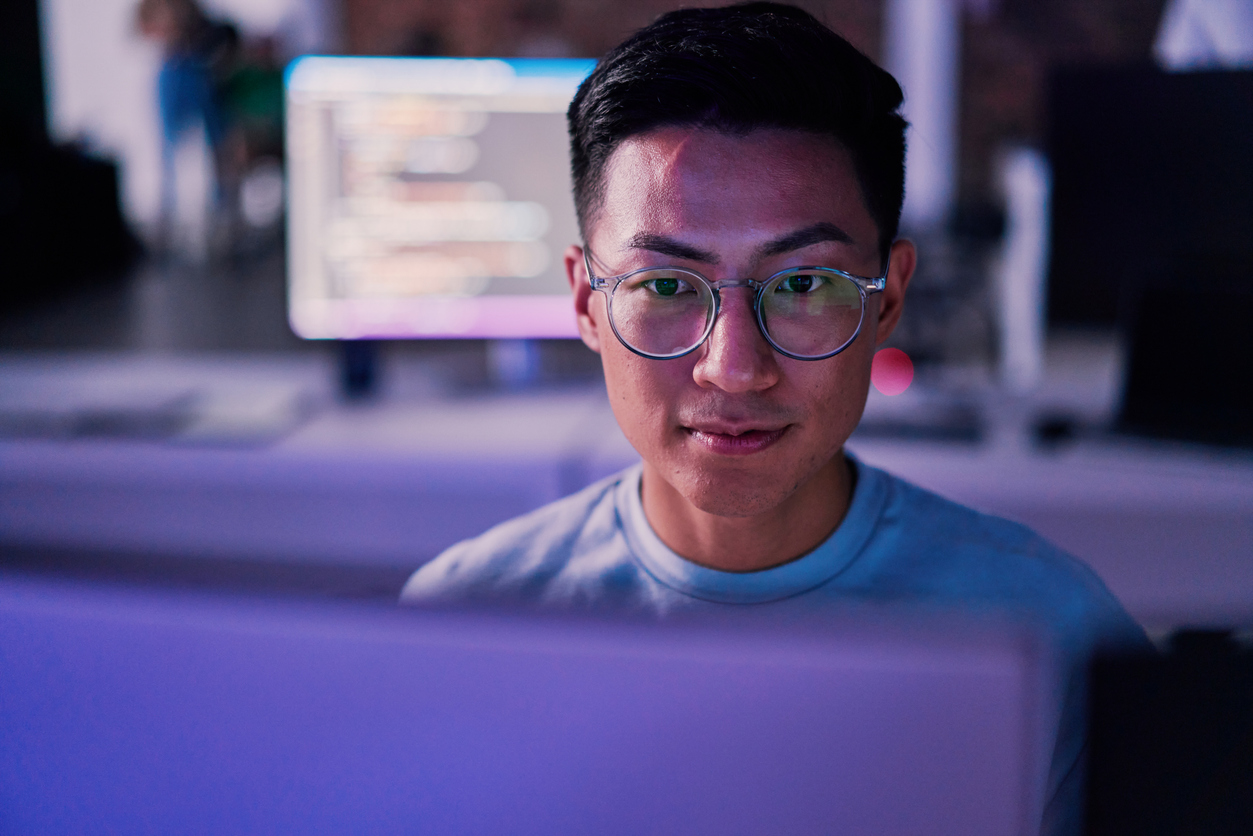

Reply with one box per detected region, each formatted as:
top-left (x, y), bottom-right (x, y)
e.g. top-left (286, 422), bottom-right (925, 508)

top-left (286, 57), bottom-right (596, 340)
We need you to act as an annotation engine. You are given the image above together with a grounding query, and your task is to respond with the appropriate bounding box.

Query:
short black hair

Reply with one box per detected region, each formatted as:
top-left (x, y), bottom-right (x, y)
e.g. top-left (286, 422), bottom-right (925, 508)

top-left (567, 2), bottom-right (907, 259)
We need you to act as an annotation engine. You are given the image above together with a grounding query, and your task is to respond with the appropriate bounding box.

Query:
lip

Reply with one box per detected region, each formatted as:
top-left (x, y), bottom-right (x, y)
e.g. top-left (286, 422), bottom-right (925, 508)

top-left (684, 425), bottom-right (789, 455)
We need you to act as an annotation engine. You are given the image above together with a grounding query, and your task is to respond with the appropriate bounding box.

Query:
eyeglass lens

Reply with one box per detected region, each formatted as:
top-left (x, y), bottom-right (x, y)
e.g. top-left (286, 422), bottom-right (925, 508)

top-left (760, 271), bottom-right (864, 357)
top-left (610, 271), bottom-right (716, 357)
top-left (608, 269), bottom-right (864, 358)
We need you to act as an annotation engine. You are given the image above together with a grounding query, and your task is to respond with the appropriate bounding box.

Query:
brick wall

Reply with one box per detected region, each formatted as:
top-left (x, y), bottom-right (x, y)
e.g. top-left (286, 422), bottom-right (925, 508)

top-left (340, 0), bottom-right (1167, 209)
top-left (342, 0), bottom-right (881, 65)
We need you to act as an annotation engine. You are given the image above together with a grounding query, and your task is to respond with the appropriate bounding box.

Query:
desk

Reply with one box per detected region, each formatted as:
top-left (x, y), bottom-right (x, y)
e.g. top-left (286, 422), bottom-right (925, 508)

top-left (3, 352), bottom-right (1251, 630)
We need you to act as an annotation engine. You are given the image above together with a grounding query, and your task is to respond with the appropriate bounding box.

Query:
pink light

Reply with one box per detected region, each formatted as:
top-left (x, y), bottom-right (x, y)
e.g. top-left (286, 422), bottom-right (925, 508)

top-left (871, 348), bottom-right (914, 396)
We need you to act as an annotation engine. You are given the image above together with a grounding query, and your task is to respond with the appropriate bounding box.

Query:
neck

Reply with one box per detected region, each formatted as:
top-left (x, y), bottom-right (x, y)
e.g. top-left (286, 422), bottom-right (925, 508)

top-left (640, 453), bottom-right (854, 573)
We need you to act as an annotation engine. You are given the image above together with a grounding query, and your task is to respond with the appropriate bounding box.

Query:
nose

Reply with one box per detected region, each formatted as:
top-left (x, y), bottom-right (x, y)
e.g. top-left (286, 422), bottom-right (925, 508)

top-left (692, 288), bottom-right (780, 393)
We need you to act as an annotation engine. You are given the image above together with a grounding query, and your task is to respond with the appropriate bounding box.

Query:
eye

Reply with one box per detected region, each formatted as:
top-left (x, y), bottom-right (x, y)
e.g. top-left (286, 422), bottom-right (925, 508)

top-left (775, 273), bottom-right (825, 293)
top-left (645, 277), bottom-right (693, 296)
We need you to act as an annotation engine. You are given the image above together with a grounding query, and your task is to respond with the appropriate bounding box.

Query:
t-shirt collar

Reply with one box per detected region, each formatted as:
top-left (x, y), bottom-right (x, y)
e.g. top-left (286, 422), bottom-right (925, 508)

top-left (615, 454), bottom-right (887, 604)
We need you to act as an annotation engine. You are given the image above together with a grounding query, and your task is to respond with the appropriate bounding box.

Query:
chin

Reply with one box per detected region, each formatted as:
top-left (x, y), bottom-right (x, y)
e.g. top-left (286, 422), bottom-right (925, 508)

top-left (665, 460), bottom-right (805, 519)
top-left (688, 489), bottom-right (790, 519)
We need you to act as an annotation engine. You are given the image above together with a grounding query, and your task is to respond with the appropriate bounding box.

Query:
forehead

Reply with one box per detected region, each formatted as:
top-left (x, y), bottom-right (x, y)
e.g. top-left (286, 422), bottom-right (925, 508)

top-left (590, 127), bottom-right (879, 260)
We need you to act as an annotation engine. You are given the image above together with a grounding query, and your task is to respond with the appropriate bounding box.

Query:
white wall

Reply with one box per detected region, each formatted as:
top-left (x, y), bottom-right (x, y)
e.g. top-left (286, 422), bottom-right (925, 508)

top-left (41, 0), bottom-right (165, 229)
top-left (39, 0), bottom-right (339, 233)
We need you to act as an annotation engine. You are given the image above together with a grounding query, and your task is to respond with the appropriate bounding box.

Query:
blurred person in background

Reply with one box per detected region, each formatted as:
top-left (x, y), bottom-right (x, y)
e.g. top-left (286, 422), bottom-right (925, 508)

top-left (136, 0), bottom-right (238, 254)
top-left (402, 5), bottom-right (1149, 833)
top-left (219, 35), bottom-right (286, 246)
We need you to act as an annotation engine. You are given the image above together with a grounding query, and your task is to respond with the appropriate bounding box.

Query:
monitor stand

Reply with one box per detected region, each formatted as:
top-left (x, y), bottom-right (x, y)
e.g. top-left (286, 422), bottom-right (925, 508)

top-left (488, 339), bottom-right (542, 389)
top-left (339, 340), bottom-right (379, 400)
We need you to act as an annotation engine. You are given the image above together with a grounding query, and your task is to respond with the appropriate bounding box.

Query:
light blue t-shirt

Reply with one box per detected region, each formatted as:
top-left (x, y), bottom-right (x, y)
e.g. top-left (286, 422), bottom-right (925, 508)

top-left (402, 457), bottom-right (1149, 834)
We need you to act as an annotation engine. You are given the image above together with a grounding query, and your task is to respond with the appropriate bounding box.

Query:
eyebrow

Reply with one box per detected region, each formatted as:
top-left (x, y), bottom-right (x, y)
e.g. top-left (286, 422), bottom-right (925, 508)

top-left (756, 222), bottom-right (853, 258)
top-left (625, 233), bottom-right (719, 264)
top-left (624, 222), bottom-right (854, 266)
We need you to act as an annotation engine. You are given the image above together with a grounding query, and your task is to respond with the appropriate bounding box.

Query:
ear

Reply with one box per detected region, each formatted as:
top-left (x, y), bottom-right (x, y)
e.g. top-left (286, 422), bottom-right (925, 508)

top-left (875, 239), bottom-right (916, 346)
top-left (565, 244), bottom-right (603, 353)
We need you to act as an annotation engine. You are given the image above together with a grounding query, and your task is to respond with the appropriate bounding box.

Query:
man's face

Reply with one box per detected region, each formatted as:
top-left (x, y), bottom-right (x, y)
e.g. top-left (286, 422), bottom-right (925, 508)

top-left (566, 127), bottom-right (912, 519)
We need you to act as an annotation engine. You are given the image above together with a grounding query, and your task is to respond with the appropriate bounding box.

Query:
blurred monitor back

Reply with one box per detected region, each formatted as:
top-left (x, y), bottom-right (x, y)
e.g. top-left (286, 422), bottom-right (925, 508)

top-left (1047, 67), bottom-right (1253, 326)
top-left (1048, 67), bottom-right (1253, 445)
top-left (286, 57), bottom-right (595, 341)
top-left (1118, 282), bottom-right (1253, 445)
top-left (1087, 631), bottom-right (1253, 836)
top-left (0, 575), bottom-right (1048, 836)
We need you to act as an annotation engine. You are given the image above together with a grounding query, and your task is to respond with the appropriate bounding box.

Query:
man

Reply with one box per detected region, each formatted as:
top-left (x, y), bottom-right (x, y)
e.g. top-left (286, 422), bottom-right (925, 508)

top-left (403, 4), bottom-right (1147, 832)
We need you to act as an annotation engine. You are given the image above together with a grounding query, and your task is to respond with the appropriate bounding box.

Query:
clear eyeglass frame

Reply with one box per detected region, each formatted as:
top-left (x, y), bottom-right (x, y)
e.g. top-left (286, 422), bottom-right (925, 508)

top-left (583, 247), bottom-right (891, 361)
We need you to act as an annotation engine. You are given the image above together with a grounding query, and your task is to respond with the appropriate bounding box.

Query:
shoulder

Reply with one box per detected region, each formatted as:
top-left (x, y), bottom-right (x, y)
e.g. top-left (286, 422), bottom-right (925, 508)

top-left (856, 462), bottom-right (1146, 648)
top-left (400, 466), bottom-right (636, 606)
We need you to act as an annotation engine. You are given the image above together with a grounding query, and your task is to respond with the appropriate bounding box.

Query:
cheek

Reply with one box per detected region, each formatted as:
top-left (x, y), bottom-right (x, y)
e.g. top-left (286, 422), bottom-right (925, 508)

top-left (826, 298), bottom-right (879, 392)
top-left (791, 348), bottom-right (873, 446)
top-left (600, 338), bottom-right (689, 451)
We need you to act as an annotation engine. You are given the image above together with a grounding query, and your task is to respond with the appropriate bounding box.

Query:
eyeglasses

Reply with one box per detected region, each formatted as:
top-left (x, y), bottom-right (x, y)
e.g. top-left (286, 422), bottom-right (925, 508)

top-left (584, 248), bottom-right (889, 361)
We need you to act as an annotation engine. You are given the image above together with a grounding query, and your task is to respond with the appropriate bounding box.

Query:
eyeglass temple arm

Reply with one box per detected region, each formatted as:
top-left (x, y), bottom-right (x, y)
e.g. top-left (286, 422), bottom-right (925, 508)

top-left (582, 247), bottom-right (611, 289)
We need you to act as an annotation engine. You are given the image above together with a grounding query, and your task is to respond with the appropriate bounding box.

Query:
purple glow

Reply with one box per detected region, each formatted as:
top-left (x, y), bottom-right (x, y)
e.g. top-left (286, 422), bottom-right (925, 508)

top-left (0, 577), bottom-right (1046, 835)
top-left (290, 295), bottom-right (580, 340)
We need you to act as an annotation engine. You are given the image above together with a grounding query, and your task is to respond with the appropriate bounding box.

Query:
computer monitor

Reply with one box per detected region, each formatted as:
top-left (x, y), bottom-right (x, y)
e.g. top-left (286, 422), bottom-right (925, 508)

top-left (286, 57), bottom-right (596, 341)
top-left (1047, 67), bottom-right (1253, 326)
top-left (1, 574), bottom-right (1051, 835)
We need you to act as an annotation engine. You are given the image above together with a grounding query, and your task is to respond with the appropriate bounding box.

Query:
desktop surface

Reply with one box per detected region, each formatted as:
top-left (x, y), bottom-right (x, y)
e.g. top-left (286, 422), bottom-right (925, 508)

top-left (2, 350), bottom-right (1253, 631)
